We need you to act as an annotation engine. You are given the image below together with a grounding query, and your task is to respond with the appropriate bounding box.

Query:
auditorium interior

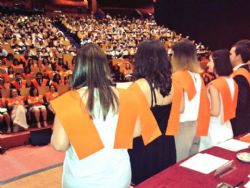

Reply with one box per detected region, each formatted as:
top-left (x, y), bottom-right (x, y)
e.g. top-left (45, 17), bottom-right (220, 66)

top-left (0, 0), bottom-right (250, 187)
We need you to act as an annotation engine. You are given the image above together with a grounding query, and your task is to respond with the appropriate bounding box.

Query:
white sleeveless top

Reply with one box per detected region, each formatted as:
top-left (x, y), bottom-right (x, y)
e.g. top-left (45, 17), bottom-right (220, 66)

top-left (62, 89), bottom-right (131, 188)
top-left (180, 71), bottom-right (202, 122)
top-left (199, 77), bottom-right (235, 151)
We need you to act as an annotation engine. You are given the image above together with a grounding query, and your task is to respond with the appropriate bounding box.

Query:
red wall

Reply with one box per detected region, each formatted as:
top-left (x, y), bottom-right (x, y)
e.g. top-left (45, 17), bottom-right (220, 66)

top-left (52, 0), bottom-right (87, 7)
top-left (0, 0), bottom-right (32, 9)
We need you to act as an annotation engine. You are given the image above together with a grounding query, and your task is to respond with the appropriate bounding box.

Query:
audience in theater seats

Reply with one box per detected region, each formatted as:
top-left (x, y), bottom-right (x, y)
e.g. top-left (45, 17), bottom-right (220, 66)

top-left (60, 14), bottom-right (184, 59)
top-left (128, 40), bottom-right (176, 185)
top-left (51, 43), bottom-right (161, 188)
top-left (7, 88), bottom-right (29, 132)
top-left (230, 40), bottom-right (250, 136)
top-left (199, 49), bottom-right (237, 151)
top-left (27, 87), bottom-right (47, 128)
top-left (0, 13), bottom-right (79, 134)
top-left (0, 95), bottom-right (11, 133)
top-left (166, 39), bottom-right (210, 162)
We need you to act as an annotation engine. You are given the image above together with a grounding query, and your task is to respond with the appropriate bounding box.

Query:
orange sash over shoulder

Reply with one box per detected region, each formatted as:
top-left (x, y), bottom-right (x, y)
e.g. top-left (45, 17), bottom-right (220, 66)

top-left (128, 83), bottom-right (162, 145)
top-left (51, 91), bottom-right (104, 160)
top-left (210, 78), bottom-right (238, 122)
top-left (51, 89), bottom-right (161, 160)
top-left (166, 70), bottom-right (210, 136)
top-left (231, 67), bottom-right (250, 86)
top-left (11, 80), bottom-right (27, 91)
top-left (31, 79), bottom-right (48, 88)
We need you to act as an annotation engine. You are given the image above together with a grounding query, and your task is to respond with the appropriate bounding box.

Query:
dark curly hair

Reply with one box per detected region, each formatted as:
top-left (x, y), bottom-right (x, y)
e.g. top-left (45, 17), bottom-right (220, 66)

top-left (133, 40), bottom-right (172, 97)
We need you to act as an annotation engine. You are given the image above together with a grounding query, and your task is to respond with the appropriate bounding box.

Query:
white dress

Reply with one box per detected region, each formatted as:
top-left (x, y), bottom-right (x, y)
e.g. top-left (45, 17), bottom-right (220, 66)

top-left (199, 78), bottom-right (234, 151)
top-left (175, 71), bottom-right (202, 162)
top-left (62, 91), bottom-right (131, 188)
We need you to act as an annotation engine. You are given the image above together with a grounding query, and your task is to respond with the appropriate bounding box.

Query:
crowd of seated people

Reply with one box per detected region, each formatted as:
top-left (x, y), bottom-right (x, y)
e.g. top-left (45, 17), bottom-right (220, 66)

top-left (0, 12), bottom-right (211, 134)
top-left (58, 14), bottom-right (209, 82)
top-left (0, 13), bottom-right (74, 133)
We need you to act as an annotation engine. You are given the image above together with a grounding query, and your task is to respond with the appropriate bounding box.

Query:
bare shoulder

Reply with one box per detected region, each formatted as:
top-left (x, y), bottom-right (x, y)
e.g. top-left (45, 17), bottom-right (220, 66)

top-left (135, 78), bottom-right (150, 94)
top-left (208, 84), bottom-right (218, 93)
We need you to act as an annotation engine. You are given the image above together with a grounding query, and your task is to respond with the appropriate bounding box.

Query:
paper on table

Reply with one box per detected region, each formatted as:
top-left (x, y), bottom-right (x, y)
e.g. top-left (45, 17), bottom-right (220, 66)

top-left (216, 139), bottom-right (250, 152)
top-left (180, 153), bottom-right (229, 174)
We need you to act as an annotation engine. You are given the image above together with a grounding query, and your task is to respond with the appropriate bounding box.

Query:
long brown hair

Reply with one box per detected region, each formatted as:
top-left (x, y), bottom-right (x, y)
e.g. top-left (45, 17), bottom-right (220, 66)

top-left (71, 43), bottom-right (118, 120)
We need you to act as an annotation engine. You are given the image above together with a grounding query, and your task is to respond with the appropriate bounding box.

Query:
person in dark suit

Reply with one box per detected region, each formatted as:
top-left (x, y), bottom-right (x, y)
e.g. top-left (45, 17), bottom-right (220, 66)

top-left (229, 40), bottom-right (250, 136)
top-left (31, 72), bottom-right (49, 89)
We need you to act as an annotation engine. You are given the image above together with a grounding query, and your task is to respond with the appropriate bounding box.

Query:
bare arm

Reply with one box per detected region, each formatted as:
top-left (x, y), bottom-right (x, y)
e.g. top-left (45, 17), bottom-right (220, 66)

top-left (208, 85), bottom-right (220, 116)
top-left (133, 117), bottom-right (141, 138)
top-left (180, 89), bottom-right (185, 113)
top-left (51, 116), bottom-right (70, 152)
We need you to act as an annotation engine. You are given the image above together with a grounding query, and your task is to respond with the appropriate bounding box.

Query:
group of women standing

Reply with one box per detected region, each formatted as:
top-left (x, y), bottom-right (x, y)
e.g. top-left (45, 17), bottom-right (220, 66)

top-left (50, 38), bottom-right (245, 188)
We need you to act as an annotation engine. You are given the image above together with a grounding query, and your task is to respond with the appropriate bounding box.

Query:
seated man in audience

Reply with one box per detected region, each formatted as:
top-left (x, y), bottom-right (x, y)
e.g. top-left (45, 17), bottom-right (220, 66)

top-left (31, 72), bottom-right (49, 89)
top-left (10, 73), bottom-right (27, 92)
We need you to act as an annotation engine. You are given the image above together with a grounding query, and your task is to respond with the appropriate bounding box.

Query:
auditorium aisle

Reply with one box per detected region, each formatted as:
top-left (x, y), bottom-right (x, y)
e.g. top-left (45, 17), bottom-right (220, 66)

top-left (53, 21), bottom-right (81, 49)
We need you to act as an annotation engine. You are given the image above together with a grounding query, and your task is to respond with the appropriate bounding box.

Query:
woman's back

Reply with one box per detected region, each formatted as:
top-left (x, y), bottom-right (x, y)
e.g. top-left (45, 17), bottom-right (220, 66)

top-left (129, 79), bottom-right (176, 185)
top-left (199, 77), bottom-right (236, 151)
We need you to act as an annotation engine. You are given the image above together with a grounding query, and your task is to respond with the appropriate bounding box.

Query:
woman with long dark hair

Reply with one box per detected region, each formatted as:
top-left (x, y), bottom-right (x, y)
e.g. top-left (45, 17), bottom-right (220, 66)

top-left (128, 40), bottom-right (176, 185)
top-left (51, 43), bottom-right (160, 188)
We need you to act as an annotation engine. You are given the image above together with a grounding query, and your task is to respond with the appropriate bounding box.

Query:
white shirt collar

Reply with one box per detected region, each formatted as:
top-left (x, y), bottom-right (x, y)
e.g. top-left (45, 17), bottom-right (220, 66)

top-left (233, 63), bottom-right (245, 71)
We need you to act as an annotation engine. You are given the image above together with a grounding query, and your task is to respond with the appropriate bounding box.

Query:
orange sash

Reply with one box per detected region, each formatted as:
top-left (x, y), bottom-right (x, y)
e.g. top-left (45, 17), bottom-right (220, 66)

top-left (210, 77), bottom-right (238, 122)
top-left (3, 74), bottom-right (10, 81)
top-left (166, 71), bottom-right (210, 136)
top-left (51, 89), bottom-right (161, 160)
top-left (31, 79), bottom-right (48, 88)
top-left (51, 81), bottom-right (65, 88)
top-left (29, 95), bottom-right (43, 106)
top-left (0, 83), bottom-right (9, 89)
top-left (239, 133), bottom-right (250, 143)
top-left (11, 80), bottom-right (27, 90)
top-left (45, 92), bottom-right (59, 101)
top-left (7, 96), bottom-right (25, 105)
top-left (231, 67), bottom-right (250, 86)
top-left (128, 83), bottom-right (162, 144)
